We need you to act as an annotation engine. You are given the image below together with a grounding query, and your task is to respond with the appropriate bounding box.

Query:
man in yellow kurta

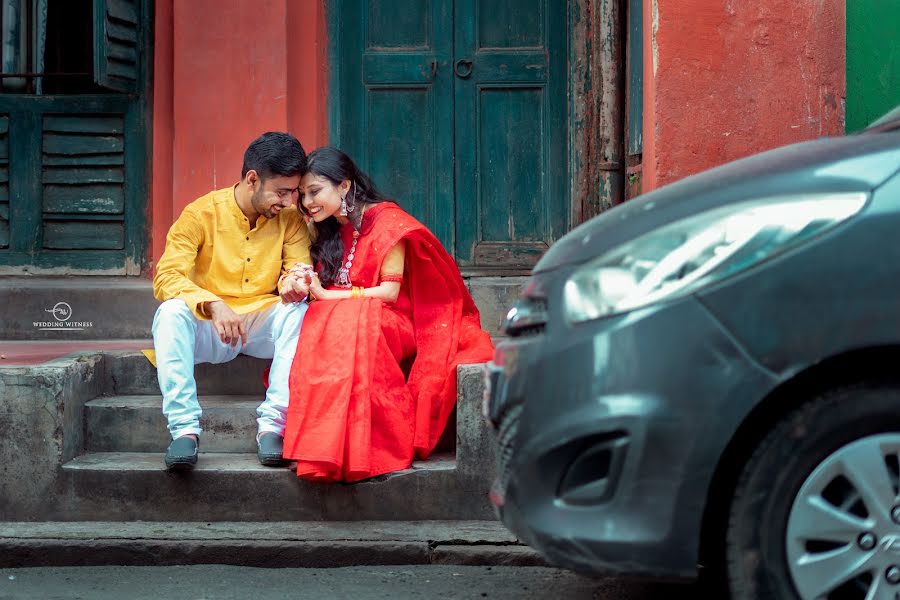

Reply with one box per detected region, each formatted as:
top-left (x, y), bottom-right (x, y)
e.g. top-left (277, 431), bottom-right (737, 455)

top-left (152, 132), bottom-right (311, 470)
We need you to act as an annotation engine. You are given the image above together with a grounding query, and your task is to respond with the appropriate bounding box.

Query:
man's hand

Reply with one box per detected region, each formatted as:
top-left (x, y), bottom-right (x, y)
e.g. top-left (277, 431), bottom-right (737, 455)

top-left (206, 301), bottom-right (247, 347)
top-left (280, 274), bottom-right (310, 304)
top-left (279, 263), bottom-right (314, 304)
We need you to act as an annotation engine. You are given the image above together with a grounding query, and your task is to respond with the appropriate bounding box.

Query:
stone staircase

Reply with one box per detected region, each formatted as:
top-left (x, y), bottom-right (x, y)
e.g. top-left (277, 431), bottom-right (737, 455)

top-left (0, 275), bottom-right (523, 523)
top-left (0, 352), bottom-right (499, 523)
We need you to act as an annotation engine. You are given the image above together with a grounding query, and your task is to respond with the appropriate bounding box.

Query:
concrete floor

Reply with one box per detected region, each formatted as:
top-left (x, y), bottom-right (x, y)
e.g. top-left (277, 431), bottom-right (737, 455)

top-left (0, 565), bottom-right (702, 600)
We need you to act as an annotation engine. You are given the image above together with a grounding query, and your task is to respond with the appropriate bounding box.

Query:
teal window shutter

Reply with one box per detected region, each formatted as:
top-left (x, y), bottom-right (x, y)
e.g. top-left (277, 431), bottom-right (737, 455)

top-left (92, 0), bottom-right (139, 93)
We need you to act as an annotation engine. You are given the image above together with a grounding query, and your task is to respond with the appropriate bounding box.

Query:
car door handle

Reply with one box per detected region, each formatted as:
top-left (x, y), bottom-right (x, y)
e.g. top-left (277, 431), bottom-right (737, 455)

top-left (454, 58), bottom-right (473, 78)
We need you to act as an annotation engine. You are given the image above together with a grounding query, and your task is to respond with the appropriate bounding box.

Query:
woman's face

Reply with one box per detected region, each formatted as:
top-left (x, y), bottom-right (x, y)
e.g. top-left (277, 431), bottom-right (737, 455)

top-left (299, 173), bottom-right (350, 222)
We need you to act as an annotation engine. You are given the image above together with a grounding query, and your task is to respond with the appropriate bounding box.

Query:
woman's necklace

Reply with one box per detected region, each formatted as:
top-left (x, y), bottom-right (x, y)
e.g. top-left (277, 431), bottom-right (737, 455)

top-left (336, 204), bottom-right (367, 288)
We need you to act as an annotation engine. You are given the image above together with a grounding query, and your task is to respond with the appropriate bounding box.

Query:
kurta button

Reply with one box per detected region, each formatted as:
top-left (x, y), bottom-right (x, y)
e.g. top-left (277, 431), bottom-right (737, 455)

top-left (246, 236), bottom-right (249, 240)
top-left (246, 258), bottom-right (251, 262)
top-left (245, 278), bottom-right (249, 282)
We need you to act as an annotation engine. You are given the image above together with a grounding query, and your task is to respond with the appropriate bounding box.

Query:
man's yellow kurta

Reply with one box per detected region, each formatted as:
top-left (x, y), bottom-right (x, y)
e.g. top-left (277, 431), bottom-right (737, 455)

top-left (153, 186), bottom-right (311, 319)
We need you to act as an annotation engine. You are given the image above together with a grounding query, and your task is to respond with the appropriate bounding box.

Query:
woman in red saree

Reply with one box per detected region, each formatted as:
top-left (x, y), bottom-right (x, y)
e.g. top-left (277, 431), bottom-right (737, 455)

top-left (281, 147), bottom-right (494, 482)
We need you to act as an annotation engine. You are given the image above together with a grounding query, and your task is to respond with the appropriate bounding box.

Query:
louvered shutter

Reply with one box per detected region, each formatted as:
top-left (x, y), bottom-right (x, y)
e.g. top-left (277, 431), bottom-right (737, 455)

top-left (93, 0), bottom-right (140, 93)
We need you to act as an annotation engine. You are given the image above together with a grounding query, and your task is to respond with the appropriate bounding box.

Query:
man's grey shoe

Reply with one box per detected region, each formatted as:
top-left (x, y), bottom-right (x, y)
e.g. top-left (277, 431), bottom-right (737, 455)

top-left (257, 432), bottom-right (286, 467)
top-left (165, 436), bottom-right (198, 471)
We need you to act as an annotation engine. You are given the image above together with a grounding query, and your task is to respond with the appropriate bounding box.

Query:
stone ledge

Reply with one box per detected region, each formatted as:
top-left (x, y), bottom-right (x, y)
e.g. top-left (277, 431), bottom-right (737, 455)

top-left (0, 275), bottom-right (523, 339)
top-left (0, 277), bottom-right (158, 340)
top-left (0, 521), bottom-right (541, 568)
top-left (0, 520), bottom-right (516, 543)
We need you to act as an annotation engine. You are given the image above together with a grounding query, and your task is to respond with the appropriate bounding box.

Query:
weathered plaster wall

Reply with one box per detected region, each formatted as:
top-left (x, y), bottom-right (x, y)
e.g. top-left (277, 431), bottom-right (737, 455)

top-left (643, 1), bottom-right (845, 190)
top-left (150, 0), bottom-right (328, 271)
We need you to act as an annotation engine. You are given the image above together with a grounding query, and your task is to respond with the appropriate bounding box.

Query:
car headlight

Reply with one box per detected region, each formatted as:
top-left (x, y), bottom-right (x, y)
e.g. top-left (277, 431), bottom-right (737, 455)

top-left (564, 193), bottom-right (868, 323)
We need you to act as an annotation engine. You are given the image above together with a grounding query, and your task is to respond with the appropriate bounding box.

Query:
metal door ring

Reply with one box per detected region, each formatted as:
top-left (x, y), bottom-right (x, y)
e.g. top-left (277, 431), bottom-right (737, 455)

top-left (454, 59), bottom-right (473, 78)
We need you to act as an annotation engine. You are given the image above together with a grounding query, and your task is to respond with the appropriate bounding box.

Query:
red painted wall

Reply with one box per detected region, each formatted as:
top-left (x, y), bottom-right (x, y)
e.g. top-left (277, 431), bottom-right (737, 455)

top-left (150, 0), bottom-right (328, 271)
top-left (642, 0), bottom-right (845, 191)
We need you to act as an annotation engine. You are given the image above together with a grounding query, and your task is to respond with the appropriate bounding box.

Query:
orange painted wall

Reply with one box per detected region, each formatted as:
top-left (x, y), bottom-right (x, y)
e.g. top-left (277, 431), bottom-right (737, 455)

top-left (642, 0), bottom-right (845, 191)
top-left (150, 0), bottom-right (328, 271)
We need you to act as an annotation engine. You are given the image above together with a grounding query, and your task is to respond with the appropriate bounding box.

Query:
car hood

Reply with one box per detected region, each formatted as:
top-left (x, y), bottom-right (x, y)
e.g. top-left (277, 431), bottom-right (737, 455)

top-left (536, 129), bottom-right (900, 273)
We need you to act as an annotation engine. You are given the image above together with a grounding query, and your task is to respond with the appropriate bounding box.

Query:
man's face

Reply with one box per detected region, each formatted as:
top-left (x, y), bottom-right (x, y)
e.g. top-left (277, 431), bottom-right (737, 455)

top-left (249, 173), bottom-right (301, 219)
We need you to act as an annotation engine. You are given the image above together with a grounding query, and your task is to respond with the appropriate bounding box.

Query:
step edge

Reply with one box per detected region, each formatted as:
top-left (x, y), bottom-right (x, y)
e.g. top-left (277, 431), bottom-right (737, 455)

top-left (0, 520), bottom-right (514, 543)
top-left (86, 395), bottom-right (263, 408)
top-left (62, 451), bottom-right (458, 474)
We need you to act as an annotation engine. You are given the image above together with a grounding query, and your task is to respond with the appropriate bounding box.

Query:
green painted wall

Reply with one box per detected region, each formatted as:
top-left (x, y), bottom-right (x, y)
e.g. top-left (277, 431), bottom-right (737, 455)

top-left (846, 0), bottom-right (900, 132)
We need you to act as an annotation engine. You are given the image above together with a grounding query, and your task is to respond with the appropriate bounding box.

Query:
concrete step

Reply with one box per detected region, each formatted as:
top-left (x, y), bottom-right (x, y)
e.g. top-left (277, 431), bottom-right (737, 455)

top-left (86, 392), bottom-right (457, 455)
top-left (63, 451), bottom-right (455, 473)
top-left (56, 452), bottom-right (493, 521)
top-left (109, 352), bottom-right (270, 396)
top-left (466, 276), bottom-right (526, 337)
top-left (0, 276), bottom-right (524, 339)
top-left (85, 395), bottom-right (260, 453)
top-left (0, 521), bottom-right (544, 568)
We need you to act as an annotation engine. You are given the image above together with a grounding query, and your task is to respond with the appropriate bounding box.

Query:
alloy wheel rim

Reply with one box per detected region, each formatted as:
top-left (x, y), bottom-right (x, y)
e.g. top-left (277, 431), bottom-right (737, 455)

top-left (786, 434), bottom-right (900, 599)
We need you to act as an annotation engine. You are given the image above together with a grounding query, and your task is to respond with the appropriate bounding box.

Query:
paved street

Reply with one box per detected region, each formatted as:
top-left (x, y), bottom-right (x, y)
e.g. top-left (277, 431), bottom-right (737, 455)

top-left (0, 565), bottom-right (700, 599)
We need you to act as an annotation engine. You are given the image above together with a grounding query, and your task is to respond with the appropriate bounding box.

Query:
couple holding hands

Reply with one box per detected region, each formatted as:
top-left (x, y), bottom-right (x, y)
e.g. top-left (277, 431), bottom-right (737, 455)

top-left (151, 132), bottom-right (494, 482)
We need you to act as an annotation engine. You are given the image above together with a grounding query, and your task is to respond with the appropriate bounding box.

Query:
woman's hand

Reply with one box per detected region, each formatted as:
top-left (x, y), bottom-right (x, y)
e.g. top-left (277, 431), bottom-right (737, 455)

top-left (309, 273), bottom-right (329, 300)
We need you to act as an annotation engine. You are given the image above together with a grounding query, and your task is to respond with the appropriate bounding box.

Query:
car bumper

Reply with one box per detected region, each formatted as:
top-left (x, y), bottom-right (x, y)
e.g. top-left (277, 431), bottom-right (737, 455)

top-left (485, 294), bottom-right (777, 578)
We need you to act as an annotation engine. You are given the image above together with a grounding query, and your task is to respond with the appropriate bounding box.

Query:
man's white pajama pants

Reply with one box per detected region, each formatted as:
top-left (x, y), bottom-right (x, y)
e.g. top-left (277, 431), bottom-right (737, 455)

top-left (151, 299), bottom-right (307, 440)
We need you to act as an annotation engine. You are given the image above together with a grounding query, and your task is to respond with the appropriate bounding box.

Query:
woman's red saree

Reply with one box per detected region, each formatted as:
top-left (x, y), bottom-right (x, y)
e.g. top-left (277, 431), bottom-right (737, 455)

top-left (282, 203), bottom-right (494, 482)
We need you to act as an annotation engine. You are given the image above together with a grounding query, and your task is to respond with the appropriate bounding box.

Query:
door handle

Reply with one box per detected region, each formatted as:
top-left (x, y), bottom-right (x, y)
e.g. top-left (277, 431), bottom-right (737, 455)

top-left (454, 58), bottom-right (473, 78)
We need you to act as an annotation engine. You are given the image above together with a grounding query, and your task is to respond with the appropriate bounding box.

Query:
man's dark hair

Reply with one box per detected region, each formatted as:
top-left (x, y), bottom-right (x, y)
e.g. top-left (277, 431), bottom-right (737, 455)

top-left (241, 132), bottom-right (307, 180)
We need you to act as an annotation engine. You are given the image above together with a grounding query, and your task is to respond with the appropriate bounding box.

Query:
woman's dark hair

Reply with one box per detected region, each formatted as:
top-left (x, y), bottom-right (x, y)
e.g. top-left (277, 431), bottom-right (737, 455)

top-left (300, 147), bottom-right (389, 287)
top-left (242, 132), bottom-right (307, 180)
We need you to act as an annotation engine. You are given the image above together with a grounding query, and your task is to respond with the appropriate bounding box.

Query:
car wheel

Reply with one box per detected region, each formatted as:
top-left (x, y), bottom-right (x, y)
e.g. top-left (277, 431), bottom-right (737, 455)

top-left (726, 385), bottom-right (900, 600)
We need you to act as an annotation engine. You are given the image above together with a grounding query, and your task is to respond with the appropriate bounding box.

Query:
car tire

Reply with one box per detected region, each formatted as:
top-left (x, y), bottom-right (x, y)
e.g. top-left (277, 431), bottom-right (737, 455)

top-left (726, 384), bottom-right (900, 600)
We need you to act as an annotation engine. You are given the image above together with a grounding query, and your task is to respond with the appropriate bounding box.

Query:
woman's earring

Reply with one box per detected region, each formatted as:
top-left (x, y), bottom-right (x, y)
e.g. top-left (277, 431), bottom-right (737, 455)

top-left (343, 186), bottom-right (356, 215)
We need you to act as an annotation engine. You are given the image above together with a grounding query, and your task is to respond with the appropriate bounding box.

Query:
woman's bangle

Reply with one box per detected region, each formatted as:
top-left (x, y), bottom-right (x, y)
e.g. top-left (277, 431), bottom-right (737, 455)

top-left (351, 286), bottom-right (364, 299)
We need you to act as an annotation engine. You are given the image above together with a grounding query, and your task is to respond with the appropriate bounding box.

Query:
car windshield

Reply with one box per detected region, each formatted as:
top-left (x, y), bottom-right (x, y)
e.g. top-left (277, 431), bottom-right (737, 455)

top-left (865, 105), bottom-right (900, 132)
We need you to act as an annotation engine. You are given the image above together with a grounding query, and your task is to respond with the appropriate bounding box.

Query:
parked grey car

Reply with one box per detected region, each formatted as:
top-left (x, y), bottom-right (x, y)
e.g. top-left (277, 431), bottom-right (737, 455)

top-left (484, 106), bottom-right (900, 599)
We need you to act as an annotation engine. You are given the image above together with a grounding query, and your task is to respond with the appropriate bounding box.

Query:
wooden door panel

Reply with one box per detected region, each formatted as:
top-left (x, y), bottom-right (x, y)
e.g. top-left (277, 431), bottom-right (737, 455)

top-left (338, 0), bottom-right (454, 250)
top-left (477, 0), bottom-right (544, 48)
top-left (454, 0), bottom-right (567, 269)
top-left (478, 88), bottom-right (544, 243)
top-left (0, 95), bottom-right (142, 271)
top-left (364, 88), bottom-right (445, 244)
top-left (367, 0), bottom-right (431, 48)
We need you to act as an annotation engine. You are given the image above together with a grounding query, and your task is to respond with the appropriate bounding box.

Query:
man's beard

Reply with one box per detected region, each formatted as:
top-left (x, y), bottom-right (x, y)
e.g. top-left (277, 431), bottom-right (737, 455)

top-left (251, 188), bottom-right (279, 219)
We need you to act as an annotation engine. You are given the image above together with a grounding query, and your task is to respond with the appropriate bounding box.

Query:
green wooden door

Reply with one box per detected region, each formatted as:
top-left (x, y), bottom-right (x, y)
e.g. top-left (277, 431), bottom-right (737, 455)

top-left (332, 0), bottom-right (568, 271)
top-left (334, 0), bottom-right (455, 248)
top-left (453, 0), bottom-right (567, 269)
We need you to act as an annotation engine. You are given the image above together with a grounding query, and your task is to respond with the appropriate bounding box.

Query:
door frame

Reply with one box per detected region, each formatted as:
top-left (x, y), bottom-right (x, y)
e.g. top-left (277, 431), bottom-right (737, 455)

top-left (325, 0), bottom-right (628, 273)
